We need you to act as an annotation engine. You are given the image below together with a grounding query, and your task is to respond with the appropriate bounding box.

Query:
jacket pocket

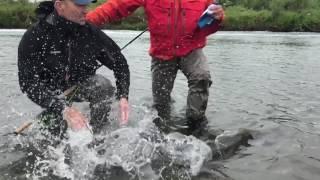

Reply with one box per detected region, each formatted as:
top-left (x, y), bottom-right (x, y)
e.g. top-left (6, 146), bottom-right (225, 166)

top-left (181, 0), bottom-right (206, 35)
top-left (46, 48), bottom-right (65, 75)
top-left (147, 0), bottom-right (173, 37)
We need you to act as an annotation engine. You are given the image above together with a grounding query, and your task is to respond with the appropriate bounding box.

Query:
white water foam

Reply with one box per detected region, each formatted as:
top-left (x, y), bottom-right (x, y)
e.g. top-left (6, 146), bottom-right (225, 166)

top-left (8, 104), bottom-right (213, 180)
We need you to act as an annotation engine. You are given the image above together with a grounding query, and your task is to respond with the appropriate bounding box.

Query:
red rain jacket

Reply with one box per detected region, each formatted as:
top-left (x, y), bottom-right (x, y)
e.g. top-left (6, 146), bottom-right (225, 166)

top-left (86, 0), bottom-right (223, 60)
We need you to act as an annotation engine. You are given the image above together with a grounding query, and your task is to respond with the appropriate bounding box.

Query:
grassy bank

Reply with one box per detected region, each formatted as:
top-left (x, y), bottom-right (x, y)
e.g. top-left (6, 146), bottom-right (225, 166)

top-left (0, 0), bottom-right (320, 32)
top-left (224, 6), bottom-right (320, 32)
top-left (0, 1), bottom-right (36, 28)
top-left (222, 0), bottom-right (320, 32)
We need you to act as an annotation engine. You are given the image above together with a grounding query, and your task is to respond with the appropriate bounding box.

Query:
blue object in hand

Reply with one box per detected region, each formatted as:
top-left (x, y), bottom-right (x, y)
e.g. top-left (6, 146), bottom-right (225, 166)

top-left (198, 1), bottom-right (219, 29)
top-left (198, 9), bottom-right (215, 29)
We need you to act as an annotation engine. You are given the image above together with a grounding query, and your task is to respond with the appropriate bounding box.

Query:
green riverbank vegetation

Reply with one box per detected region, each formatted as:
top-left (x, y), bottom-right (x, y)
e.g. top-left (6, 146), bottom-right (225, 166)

top-left (1, 0), bottom-right (320, 32)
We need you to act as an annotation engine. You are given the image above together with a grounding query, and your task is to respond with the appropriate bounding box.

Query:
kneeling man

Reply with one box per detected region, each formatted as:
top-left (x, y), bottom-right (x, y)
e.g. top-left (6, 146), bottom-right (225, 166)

top-left (18, 0), bottom-right (130, 137)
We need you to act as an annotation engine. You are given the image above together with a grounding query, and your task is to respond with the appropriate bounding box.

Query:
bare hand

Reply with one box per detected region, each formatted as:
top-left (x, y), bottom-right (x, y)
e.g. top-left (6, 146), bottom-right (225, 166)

top-left (208, 4), bottom-right (224, 21)
top-left (63, 106), bottom-right (88, 131)
top-left (119, 98), bottom-right (129, 126)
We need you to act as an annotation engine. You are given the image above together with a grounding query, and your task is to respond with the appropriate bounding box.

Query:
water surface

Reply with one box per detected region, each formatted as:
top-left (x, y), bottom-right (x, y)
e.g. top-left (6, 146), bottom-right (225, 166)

top-left (1, 30), bottom-right (320, 180)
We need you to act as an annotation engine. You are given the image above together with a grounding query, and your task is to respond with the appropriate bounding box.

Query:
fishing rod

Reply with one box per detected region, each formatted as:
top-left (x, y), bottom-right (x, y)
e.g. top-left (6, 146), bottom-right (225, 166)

top-left (121, 28), bottom-right (148, 50)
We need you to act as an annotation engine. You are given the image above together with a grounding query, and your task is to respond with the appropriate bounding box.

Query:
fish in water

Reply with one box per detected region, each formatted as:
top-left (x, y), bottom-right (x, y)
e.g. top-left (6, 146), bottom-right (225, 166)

top-left (89, 119), bottom-right (254, 180)
top-left (91, 120), bottom-right (213, 180)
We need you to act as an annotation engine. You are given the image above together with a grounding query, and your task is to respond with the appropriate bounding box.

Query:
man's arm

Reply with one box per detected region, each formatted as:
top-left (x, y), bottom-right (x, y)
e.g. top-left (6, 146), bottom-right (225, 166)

top-left (95, 30), bottom-right (130, 124)
top-left (18, 29), bottom-right (66, 114)
top-left (96, 30), bottom-right (130, 100)
top-left (86, 0), bottom-right (144, 26)
top-left (196, 0), bottom-right (225, 37)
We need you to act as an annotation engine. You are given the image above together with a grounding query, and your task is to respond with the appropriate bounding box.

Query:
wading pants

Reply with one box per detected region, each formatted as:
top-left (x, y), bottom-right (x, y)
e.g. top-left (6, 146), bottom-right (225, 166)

top-left (39, 74), bottom-right (115, 137)
top-left (151, 49), bottom-right (212, 133)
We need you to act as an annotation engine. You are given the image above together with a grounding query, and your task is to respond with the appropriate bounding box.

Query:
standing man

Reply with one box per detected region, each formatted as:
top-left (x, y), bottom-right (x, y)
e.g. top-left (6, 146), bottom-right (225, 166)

top-left (18, 0), bottom-right (130, 137)
top-left (86, 0), bottom-right (224, 137)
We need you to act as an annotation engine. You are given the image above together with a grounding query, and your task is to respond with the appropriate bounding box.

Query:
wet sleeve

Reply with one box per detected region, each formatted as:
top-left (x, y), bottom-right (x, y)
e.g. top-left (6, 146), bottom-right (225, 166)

top-left (18, 29), bottom-right (66, 115)
top-left (196, 19), bottom-right (223, 37)
top-left (86, 0), bottom-right (144, 27)
top-left (96, 31), bottom-right (130, 100)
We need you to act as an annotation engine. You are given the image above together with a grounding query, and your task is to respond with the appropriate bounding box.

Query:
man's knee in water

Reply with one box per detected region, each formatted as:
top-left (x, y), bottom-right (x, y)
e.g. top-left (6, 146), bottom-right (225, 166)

top-left (93, 74), bottom-right (115, 94)
top-left (88, 75), bottom-right (115, 101)
top-left (186, 74), bottom-right (211, 123)
top-left (188, 72), bottom-right (212, 93)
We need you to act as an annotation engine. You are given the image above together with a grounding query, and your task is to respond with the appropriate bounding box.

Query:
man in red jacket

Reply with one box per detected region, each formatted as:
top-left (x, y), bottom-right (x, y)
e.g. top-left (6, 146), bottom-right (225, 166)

top-left (86, 0), bottom-right (224, 137)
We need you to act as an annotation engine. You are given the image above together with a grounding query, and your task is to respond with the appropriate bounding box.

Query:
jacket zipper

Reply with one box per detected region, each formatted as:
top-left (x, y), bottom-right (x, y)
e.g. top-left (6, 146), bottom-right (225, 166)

top-left (181, 8), bottom-right (186, 35)
top-left (173, 0), bottom-right (180, 57)
top-left (65, 37), bottom-right (72, 84)
top-left (167, 7), bottom-right (171, 34)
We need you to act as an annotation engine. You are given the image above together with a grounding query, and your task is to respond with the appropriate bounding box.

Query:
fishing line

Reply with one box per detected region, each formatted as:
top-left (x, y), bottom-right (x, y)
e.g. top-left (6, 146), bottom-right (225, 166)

top-left (121, 28), bottom-right (148, 50)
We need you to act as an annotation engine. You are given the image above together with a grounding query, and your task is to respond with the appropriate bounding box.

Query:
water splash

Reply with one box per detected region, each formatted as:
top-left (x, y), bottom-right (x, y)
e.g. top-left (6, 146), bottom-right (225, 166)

top-left (1, 104), bottom-right (213, 180)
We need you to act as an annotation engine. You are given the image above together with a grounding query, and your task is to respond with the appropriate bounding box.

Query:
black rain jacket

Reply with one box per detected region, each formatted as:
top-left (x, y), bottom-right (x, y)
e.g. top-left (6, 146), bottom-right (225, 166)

top-left (18, 1), bottom-right (130, 114)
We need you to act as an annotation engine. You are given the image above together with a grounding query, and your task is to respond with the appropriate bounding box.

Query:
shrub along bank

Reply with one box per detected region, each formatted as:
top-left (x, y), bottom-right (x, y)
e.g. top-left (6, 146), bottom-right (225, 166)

top-left (0, 0), bottom-right (319, 32)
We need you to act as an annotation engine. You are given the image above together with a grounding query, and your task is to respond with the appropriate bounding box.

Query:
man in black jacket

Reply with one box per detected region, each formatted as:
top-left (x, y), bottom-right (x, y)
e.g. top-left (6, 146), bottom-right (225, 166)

top-left (18, 0), bottom-right (130, 136)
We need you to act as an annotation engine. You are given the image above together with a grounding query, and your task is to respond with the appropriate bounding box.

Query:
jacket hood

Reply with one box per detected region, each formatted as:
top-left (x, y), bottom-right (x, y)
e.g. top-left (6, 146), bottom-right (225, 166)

top-left (35, 1), bottom-right (54, 19)
top-left (35, 1), bottom-right (86, 33)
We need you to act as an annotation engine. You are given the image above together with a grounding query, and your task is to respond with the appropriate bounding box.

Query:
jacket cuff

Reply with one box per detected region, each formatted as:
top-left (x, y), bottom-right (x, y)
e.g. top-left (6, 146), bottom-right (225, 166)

top-left (116, 93), bottom-right (128, 100)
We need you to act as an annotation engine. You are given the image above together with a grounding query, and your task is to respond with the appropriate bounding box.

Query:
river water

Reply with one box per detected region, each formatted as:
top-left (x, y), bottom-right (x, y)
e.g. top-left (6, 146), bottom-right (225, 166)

top-left (0, 30), bottom-right (320, 180)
